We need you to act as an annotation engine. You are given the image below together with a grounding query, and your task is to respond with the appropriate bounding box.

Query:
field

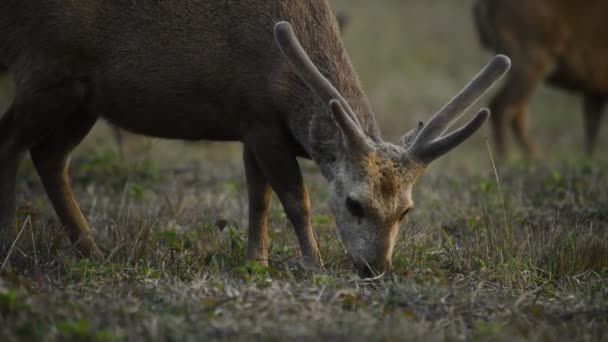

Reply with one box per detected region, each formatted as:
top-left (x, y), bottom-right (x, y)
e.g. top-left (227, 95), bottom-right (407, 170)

top-left (1, 0), bottom-right (607, 341)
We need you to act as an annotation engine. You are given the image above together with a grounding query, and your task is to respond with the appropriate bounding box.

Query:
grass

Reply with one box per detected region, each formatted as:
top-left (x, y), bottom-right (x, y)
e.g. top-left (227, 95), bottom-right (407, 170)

top-left (1, 0), bottom-right (607, 341)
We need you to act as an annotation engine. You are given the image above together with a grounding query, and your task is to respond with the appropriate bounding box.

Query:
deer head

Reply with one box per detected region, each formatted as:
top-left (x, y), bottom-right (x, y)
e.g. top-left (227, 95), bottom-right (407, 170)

top-left (275, 22), bottom-right (510, 277)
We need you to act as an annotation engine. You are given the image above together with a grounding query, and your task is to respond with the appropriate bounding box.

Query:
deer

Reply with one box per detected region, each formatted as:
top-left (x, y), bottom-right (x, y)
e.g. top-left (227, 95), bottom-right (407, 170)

top-left (473, 0), bottom-right (608, 156)
top-left (0, 0), bottom-right (510, 277)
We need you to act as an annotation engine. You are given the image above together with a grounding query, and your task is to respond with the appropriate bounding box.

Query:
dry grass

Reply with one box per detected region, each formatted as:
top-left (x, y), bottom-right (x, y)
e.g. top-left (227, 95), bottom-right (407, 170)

top-left (1, 1), bottom-right (607, 341)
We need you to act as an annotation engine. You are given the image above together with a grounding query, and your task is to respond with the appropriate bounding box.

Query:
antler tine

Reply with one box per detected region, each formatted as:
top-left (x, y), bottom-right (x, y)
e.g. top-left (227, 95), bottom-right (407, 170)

top-left (413, 108), bottom-right (490, 163)
top-left (274, 21), bottom-right (361, 126)
top-left (412, 55), bottom-right (511, 148)
top-left (329, 99), bottom-right (374, 155)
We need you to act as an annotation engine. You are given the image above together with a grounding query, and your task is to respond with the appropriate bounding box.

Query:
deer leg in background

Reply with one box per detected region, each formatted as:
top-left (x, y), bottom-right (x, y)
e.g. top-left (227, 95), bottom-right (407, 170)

top-left (0, 107), bottom-right (26, 254)
top-left (510, 99), bottom-right (538, 157)
top-left (489, 77), bottom-right (520, 156)
top-left (335, 12), bottom-right (349, 32)
top-left (245, 127), bottom-right (322, 268)
top-left (489, 54), bottom-right (550, 157)
top-left (112, 126), bottom-right (126, 159)
top-left (583, 94), bottom-right (606, 155)
top-left (243, 145), bottom-right (273, 266)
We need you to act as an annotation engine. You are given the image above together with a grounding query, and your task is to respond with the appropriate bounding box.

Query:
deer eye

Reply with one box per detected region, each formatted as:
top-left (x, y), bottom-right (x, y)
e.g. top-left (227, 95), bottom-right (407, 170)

top-left (399, 207), bottom-right (413, 222)
top-left (346, 197), bottom-right (365, 219)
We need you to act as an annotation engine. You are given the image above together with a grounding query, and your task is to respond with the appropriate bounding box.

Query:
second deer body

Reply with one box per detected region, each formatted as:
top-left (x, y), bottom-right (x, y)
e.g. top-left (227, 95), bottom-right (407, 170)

top-left (474, 0), bottom-right (608, 156)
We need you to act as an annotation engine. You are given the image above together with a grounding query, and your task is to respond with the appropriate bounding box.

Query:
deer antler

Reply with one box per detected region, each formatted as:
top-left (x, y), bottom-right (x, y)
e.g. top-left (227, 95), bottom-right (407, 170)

top-left (329, 99), bottom-right (374, 155)
top-left (409, 55), bottom-right (511, 163)
top-left (274, 21), bottom-right (363, 127)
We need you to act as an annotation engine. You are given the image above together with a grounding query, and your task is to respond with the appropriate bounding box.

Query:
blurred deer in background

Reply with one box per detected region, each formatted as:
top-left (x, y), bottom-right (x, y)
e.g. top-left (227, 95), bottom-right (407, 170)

top-left (474, 0), bottom-right (608, 156)
top-left (0, 0), bottom-right (508, 276)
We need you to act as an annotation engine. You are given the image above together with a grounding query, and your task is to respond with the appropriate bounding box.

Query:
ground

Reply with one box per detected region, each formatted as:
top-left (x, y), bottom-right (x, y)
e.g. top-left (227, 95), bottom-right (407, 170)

top-left (0, 0), bottom-right (607, 341)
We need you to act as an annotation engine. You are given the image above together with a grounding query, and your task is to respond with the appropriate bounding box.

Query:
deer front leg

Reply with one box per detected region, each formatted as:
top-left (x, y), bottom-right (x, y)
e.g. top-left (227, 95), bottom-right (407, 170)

top-left (489, 49), bottom-right (552, 157)
top-left (490, 70), bottom-right (543, 157)
top-left (244, 128), bottom-right (323, 268)
top-left (243, 145), bottom-right (272, 266)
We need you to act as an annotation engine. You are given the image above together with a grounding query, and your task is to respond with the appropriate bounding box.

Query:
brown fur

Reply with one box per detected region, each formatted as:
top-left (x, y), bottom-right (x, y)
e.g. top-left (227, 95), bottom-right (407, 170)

top-left (107, 10), bottom-right (350, 159)
top-left (474, 0), bottom-right (608, 155)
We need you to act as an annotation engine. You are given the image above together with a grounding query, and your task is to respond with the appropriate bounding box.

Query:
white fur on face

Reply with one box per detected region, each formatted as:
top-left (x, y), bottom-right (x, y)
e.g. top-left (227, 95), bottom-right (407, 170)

top-left (383, 223), bottom-right (400, 268)
top-left (328, 149), bottom-right (421, 272)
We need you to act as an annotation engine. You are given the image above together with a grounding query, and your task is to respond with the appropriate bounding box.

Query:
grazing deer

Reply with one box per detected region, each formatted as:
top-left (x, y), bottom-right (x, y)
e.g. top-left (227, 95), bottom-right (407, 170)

top-left (0, 0), bottom-right (509, 276)
top-left (474, 0), bottom-right (608, 156)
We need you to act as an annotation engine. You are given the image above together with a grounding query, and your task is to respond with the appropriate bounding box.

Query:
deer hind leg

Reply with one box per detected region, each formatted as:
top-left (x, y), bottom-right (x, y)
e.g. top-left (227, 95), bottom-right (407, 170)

top-left (244, 127), bottom-right (322, 268)
top-left (0, 107), bottom-right (27, 254)
top-left (30, 110), bottom-right (101, 258)
top-left (583, 94), bottom-right (606, 155)
top-left (5, 79), bottom-right (102, 258)
top-left (243, 145), bottom-right (273, 266)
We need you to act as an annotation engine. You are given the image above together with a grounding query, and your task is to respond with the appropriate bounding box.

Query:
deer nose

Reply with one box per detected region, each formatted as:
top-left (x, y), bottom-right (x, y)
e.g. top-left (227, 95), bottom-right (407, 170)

top-left (353, 259), bottom-right (392, 278)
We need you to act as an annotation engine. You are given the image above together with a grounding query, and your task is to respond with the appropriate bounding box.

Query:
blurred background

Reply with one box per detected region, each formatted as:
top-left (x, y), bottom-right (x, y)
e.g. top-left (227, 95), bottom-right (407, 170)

top-left (0, 0), bottom-right (605, 170)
